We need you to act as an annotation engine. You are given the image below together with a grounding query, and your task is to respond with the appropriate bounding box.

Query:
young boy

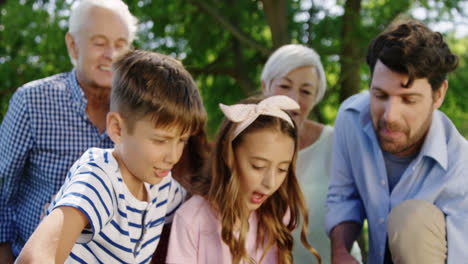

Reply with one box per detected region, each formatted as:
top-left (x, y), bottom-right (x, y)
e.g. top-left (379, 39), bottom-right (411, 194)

top-left (16, 50), bottom-right (207, 263)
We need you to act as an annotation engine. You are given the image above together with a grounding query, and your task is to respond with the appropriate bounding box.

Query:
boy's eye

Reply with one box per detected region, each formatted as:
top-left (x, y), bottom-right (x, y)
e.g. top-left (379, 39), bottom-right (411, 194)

top-left (279, 84), bottom-right (290, 89)
top-left (152, 139), bottom-right (166, 144)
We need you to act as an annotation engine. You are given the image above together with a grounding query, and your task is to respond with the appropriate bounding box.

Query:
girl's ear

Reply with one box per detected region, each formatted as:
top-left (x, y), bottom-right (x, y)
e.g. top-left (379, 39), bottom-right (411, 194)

top-left (107, 112), bottom-right (124, 144)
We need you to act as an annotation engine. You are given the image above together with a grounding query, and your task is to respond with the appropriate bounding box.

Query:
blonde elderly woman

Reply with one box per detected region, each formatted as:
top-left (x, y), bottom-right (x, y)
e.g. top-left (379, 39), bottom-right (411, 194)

top-left (262, 44), bottom-right (362, 264)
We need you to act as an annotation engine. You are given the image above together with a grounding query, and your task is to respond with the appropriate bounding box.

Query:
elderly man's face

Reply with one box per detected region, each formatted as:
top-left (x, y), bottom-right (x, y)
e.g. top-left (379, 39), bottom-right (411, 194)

top-left (67, 7), bottom-right (130, 92)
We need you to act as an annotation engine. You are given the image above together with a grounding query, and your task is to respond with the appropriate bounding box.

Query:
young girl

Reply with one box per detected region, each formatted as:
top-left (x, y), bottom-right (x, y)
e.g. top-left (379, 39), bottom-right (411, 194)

top-left (166, 95), bottom-right (321, 264)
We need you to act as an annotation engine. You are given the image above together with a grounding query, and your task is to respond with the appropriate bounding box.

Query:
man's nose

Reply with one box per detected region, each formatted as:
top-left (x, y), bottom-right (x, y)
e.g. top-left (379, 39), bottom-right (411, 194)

top-left (383, 98), bottom-right (400, 123)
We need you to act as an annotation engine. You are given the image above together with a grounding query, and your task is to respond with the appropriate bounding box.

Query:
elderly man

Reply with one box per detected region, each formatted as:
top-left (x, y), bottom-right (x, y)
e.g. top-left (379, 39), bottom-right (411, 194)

top-left (326, 20), bottom-right (467, 264)
top-left (0, 0), bottom-right (137, 261)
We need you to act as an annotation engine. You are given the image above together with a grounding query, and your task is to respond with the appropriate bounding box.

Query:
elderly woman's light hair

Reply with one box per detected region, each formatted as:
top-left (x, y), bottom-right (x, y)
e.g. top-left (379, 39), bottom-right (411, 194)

top-left (261, 44), bottom-right (327, 104)
top-left (68, 0), bottom-right (138, 65)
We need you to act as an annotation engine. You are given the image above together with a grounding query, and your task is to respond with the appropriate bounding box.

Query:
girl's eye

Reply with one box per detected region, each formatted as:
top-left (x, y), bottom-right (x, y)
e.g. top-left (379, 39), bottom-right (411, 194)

top-left (279, 85), bottom-right (290, 89)
top-left (278, 167), bottom-right (289, 173)
top-left (252, 164), bottom-right (264, 170)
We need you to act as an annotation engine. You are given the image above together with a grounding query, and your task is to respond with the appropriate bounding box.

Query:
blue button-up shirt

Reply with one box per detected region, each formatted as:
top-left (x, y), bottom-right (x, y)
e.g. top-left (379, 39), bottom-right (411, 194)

top-left (326, 92), bottom-right (468, 264)
top-left (0, 69), bottom-right (114, 256)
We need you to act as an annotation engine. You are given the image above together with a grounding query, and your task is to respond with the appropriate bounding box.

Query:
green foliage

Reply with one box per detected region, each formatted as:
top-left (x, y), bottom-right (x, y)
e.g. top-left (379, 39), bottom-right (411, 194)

top-left (1, 0), bottom-right (467, 138)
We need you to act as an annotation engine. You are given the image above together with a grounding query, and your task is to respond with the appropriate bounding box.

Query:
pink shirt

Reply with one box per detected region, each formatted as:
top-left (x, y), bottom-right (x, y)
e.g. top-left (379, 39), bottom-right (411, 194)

top-left (166, 195), bottom-right (278, 263)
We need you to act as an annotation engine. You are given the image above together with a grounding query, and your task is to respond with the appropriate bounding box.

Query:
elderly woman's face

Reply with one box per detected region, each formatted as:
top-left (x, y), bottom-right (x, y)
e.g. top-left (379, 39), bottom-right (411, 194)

top-left (264, 66), bottom-right (319, 128)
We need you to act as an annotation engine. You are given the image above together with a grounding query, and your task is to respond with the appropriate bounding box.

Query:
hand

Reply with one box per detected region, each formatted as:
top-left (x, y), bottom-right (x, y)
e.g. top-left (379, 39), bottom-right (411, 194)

top-left (332, 250), bottom-right (359, 264)
top-left (0, 243), bottom-right (15, 264)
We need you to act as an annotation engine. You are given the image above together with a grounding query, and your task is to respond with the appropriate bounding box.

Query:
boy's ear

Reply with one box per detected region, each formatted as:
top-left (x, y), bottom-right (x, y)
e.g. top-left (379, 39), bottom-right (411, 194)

top-left (107, 112), bottom-right (124, 144)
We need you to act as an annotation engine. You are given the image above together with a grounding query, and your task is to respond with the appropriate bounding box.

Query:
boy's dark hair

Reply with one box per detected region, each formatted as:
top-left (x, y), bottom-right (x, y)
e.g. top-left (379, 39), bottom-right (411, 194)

top-left (111, 49), bottom-right (206, 135)
top-left (367, 19), bottom-right (459, 91)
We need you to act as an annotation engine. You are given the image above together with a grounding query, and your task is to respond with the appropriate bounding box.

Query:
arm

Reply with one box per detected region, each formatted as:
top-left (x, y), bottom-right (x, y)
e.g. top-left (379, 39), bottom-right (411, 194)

top-left (16, 206), bottom-right (89, 264)
top-left (0, 89), bottom-right (34, 248)
top-left (330, 221), bottom-right (361, 264)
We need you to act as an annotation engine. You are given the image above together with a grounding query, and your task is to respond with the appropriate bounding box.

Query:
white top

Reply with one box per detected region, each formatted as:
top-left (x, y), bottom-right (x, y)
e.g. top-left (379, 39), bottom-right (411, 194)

top-left (166, 195), bottom-right (278, 264)
top-left (292, 125), bottom-right (362, 263)
top-left (48, 148), bottom-right (185, 264)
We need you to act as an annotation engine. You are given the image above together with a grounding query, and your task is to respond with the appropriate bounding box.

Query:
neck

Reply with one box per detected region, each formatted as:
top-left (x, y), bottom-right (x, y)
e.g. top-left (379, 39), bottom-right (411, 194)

top-left (113, 151), bottom-right (148, 201)
top-left (78, 79), bottom-right (110, 134)
top-left (298, 120), bottom-right (324, 150)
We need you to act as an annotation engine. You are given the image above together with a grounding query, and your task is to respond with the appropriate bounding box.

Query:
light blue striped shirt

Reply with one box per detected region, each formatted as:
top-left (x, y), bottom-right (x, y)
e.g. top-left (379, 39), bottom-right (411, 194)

top-left (326, 92), bottom-right (468, 264)
top-left (0, 70), bottom-right (114, 256)
top-left (48, 148), bottom-right (185, 264)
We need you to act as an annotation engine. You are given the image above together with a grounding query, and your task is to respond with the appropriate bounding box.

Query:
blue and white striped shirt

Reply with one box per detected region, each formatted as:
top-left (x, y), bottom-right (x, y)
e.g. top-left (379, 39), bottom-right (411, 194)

top-left (49, 148), bottom-right (185, 264)
top-left (0, 70), bottom-right (114, 256)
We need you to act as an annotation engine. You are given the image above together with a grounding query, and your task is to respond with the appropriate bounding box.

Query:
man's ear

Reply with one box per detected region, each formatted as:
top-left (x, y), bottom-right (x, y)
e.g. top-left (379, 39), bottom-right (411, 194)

top-left (433, 80), bottom-right (448, 109)
top-left (107, 112), bottom-right (124, 144)
top-left (65, 33), bottom-right (78, 61)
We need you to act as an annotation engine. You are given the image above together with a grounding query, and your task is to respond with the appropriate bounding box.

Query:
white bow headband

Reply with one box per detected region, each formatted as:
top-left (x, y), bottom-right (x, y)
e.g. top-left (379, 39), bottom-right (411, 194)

top-left (219, 95), bottom-right (300, 140)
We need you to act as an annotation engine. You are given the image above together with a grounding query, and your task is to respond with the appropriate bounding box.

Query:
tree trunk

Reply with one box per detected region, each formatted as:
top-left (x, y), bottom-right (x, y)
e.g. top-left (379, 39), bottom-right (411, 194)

top-left (261, 0), bottom-right (289, 49)
top-left (339, 0), bottom-right (362, 102)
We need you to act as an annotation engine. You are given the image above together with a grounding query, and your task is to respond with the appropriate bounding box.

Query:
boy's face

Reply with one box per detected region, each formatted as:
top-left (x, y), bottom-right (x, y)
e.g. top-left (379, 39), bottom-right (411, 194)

top-left (235, 128), bottom-right (294, 213)
top-left (115, 115), bottom-right (190, 186)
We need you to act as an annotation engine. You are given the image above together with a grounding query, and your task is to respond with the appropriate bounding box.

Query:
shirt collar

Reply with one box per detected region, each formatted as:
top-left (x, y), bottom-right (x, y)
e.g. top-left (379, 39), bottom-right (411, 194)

top-left (418, 110), bottom-right (448, 170)
top-left (68, 68), bottom-right (87, 114)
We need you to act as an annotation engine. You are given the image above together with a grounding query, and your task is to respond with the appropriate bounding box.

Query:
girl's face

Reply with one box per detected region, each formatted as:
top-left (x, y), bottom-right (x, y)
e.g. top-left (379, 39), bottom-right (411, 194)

top-left (234, 128), bottom-right (295, 213)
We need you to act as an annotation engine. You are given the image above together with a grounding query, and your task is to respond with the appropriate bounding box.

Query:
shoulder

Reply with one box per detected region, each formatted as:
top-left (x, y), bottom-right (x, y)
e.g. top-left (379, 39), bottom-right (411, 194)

top-left (334, 92), bottom-right (372, 136)
top-left (337, 91), bottom-right (370, 117)
top-left (175, 195), bottom-right (214, 220)
top-left (16, 72), bottom-right (71, 95)
top-left (8, 72), bottom-right (73, 112)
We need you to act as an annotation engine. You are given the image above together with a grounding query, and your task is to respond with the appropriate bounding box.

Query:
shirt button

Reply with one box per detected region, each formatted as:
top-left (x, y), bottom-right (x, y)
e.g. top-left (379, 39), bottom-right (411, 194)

top-left (379, 218), bottom-right (385, 224)
top-left (381, 180), bottom-right (386, 186)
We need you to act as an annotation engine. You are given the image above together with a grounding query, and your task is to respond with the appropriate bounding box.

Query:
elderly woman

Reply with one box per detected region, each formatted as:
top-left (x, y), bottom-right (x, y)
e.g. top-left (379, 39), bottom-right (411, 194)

top-left (262, 44), bottom-right (362, 264)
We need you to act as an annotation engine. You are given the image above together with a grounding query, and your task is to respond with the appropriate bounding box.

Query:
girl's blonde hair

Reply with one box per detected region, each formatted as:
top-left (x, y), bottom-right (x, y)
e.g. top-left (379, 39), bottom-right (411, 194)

top-left (192, 95), bottom-right (321, 264)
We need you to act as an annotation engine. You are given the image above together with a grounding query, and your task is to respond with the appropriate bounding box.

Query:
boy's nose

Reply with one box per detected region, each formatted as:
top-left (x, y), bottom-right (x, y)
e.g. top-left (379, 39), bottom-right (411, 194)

top-left (164, 143), bottom-right (182, 166)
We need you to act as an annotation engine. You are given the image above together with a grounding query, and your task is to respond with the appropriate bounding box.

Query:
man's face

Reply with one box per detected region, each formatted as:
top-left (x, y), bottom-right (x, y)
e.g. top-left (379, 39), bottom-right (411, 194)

top-left (369, 60), bottom-right (445, 156)
top-left (68, 7), bottom-right (130, 91)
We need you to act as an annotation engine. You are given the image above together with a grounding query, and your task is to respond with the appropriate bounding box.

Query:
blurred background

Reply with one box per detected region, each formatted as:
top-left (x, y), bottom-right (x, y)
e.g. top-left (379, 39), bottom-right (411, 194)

top-left (1, 0), bottom-right (467, 138)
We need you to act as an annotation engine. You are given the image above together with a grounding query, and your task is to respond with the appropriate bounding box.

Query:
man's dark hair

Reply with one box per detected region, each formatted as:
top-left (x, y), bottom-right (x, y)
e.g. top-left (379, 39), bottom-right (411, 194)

top-left (367, 20), bottom-right (459, 91)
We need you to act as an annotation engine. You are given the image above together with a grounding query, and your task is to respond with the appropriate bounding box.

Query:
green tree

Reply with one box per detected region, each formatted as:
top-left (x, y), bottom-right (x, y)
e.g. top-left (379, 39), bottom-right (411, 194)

top-left (1, 0), bottom-right (467, 138)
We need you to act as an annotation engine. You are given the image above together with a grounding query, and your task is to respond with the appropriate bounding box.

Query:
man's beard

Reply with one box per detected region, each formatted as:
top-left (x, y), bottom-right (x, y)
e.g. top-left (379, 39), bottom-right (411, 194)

top-left (376, 113), bottom-right (431, 155)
